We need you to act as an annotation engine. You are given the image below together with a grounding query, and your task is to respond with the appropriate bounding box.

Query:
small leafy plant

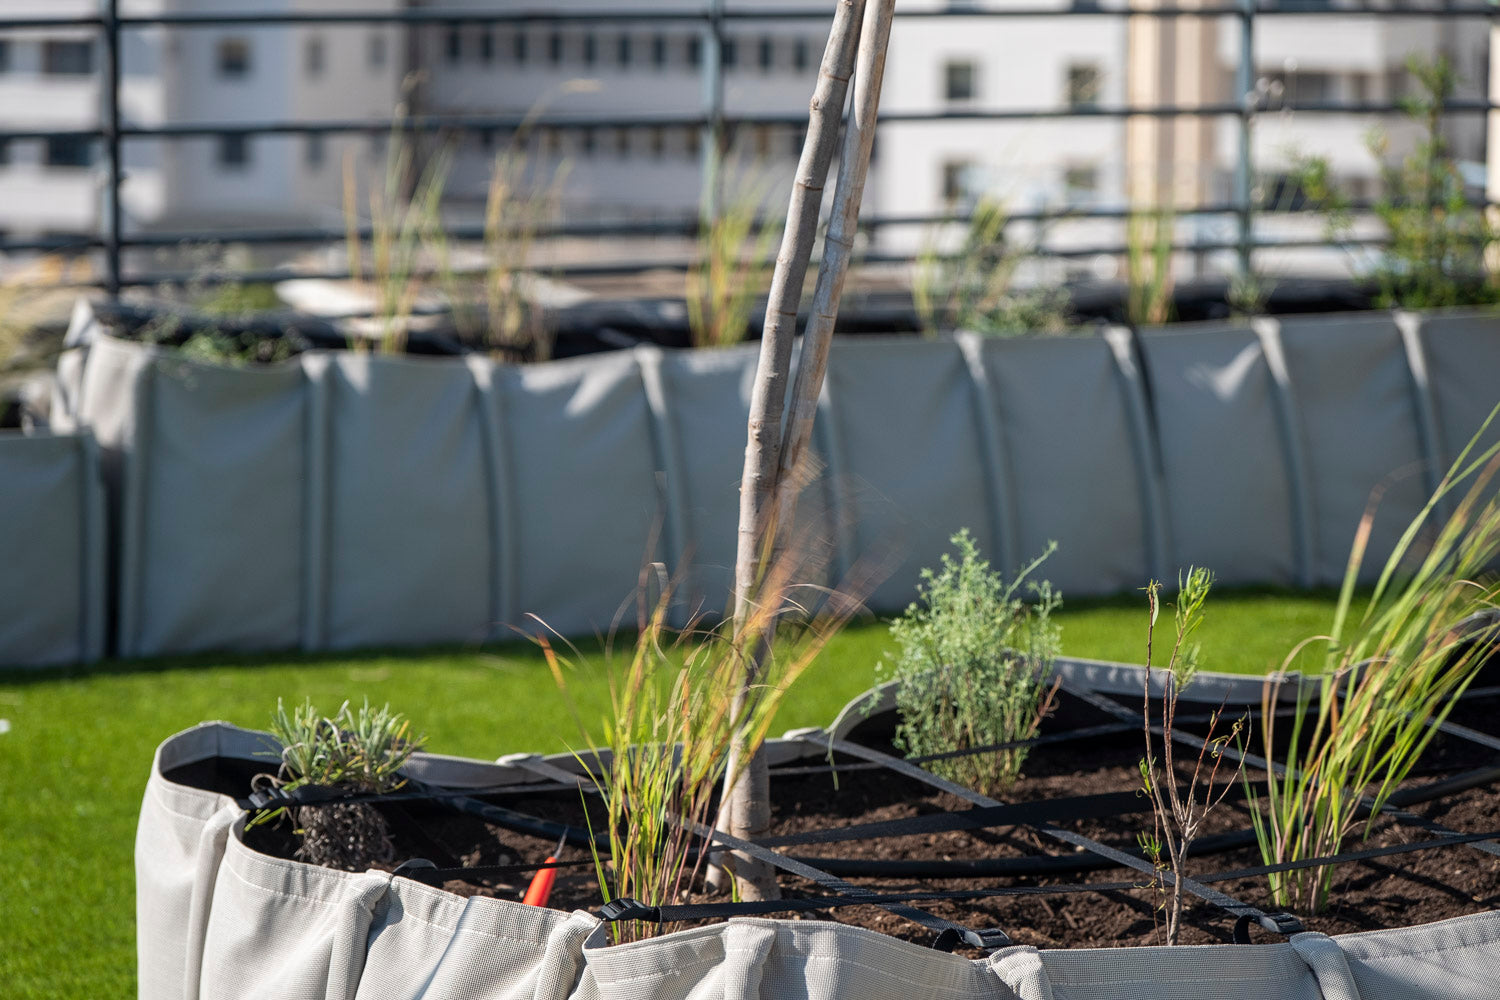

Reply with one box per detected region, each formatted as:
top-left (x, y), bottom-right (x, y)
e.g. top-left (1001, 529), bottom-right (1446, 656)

top-left (883, 530), bottom-right (1062, 795)
top-left (1137, 568), bottom-right (1244, 945)
top-left (252, 699), bottom-right (424, 872)
top-left (1251, 411), bottom-right (1500, 915)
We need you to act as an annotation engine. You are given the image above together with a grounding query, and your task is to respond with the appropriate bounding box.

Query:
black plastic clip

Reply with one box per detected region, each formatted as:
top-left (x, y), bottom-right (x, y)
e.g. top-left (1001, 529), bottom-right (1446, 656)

top-left (597, 897), bottom-right (663, 923)
top-left (246, 785), bottom-right (292, 810)
top-left (1234, 911), bottom-right (1304, 943)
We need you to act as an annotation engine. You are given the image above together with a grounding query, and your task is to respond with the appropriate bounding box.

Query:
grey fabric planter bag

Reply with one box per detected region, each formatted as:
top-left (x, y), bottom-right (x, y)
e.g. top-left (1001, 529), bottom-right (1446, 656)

top-left (138, 703), bottom-right (1500, 1000)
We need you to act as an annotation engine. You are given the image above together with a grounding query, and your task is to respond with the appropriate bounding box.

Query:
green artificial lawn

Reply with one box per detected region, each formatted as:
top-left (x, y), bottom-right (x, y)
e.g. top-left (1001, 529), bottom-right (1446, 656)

top-left (0, 588), bottom-right (1346, 998)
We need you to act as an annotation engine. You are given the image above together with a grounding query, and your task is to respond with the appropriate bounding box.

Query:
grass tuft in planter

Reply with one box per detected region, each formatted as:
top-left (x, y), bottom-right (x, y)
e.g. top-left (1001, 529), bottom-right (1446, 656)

top-left (1252, 414), bottom-right (1500, 914)
top-left (543, 551), bottom-right (863, 942)
top-left (251, 698), bottom-right (425, 872)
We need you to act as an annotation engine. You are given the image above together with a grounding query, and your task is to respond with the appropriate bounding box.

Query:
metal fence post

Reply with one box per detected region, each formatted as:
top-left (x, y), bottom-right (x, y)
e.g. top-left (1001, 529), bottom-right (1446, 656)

top-left (1234, 0), bottom-right (1255, 278)
top-left (102, 0), bottom-right (122, 298)
top-left (700, 0), bottom-right (725, 226)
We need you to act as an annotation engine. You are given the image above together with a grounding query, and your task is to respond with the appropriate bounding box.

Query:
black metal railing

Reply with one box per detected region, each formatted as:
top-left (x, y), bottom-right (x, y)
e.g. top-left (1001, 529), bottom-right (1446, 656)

top-left (0, 2), bottom-right (1494, 296)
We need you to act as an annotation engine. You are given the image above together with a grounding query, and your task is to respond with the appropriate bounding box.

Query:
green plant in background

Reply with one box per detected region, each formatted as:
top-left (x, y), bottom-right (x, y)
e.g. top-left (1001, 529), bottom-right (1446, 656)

top-left (1289, 55), bottom-right (1499, 310)
top-left (1126, 206), bottom-right (1175, 326)
top-left (544, 544), bottom-right (863, 942)
top-left (686, 171), bottom-right (780, 349)
top-left (251, 698), bottom-right (425, 872)
top-left (342, 106), bottom-right (453, 354)
top-left (912, 198), bottom-right (1070, 337)
top-left (883, 530), bottom-right (1062, 795)
top-left (430, 141), bottom-right (567, 363)
top-left (1137, 568), bottom-right (1245, 945)
top-left (1251, 411), bottom-right (1500, 915)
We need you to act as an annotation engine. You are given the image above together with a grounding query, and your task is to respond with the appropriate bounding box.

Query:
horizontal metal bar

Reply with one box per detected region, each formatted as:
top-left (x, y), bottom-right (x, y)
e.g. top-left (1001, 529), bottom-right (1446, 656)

top-left (4, 97), bottom-right (1493, 144)
top-left (2, 5), bottom-right (1495, 31)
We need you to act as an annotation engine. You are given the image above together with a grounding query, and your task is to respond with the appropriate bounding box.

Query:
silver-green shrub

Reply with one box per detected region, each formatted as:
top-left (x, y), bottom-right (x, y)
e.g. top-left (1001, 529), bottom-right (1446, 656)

top-left (884, 530), bottom-right (1061, 795)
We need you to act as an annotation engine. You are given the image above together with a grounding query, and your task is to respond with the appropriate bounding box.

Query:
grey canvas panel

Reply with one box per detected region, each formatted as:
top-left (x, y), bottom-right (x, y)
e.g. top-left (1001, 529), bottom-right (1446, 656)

top-left (355, 882), bottom-right (595, 1000)
top-left (980, 334), bottom-right (1151, 596)
top-left (200, 834), bottom-right (393, 1000)
top-left (1141, 323), bottom-right (1300, 586)
top-left (655, 346), bottom-right (759, 621)
top-left (136, 724), bottom-right (265, 1000)
top-left (1277, 313), bottom-right (1430, 585)
top-left (822, 337), bottom-right (992, 612)
top-left (1413, 311), bottom-right (1500, 471)
top-left (493, 352), bottom-right (661, 639)
top-left (324, 354), bottom-right (492, 649)
top-left (128, 356), bottom-right (306, 656)
top-left (0, 432), bottom-right (103, 666)
top-left (1337, 910), bottom-right (1500, 999)
top-left (1029, 942), bottom-right (1325, 1000)
top-left (577, 919), bottom-right (1017, 1000)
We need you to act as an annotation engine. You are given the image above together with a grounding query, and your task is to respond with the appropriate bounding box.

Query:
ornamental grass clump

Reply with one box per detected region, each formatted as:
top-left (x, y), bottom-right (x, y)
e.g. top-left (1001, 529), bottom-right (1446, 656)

top-left (1252, 414), bottom-right (1500, 915)
top-left (542, 546), bottom-right (864, 942)
top-left (253, 699), bottom-right (424, 872)
top-left (884, 530), bottom-right (1061, 795)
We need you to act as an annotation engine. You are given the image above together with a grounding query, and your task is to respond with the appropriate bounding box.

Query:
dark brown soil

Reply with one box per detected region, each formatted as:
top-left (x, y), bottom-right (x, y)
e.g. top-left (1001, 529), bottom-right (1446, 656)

top-left (213, 687), bottom-right (1500, 951)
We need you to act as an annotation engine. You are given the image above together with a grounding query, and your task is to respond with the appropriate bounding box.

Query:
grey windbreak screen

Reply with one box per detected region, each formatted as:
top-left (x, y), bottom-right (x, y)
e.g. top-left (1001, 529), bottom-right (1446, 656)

top-left (26, 304), bottom-right (1500, 664)
top-left (0, 432), bottom-right (103, 666)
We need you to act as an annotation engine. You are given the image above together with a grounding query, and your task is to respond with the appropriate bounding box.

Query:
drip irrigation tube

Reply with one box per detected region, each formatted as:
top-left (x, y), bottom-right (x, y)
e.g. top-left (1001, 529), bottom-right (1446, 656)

top-left (784, 762), bottom-right (1500, 880)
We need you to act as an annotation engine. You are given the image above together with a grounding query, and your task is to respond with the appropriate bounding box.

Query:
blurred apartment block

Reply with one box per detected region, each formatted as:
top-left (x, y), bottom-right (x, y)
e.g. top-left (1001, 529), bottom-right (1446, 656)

top-left (0, 0), bottom-right (1492, 280)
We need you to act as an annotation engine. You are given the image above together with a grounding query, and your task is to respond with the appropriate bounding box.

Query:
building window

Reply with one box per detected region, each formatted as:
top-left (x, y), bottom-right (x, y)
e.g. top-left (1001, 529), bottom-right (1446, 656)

top-left (305, 36), bottom-right (325, 78)
top-left (649, 126), bottom-right (665, 158)
top-left (790, 125), bottom-right (806, 158)
top-left (1066, 63), bottom-right (1101, 110)
top-left (941, 160), bottom-right (974, 202)
top-left (580, 127), bottom-right (596, 156)
top-left (368, 33), bottom-right (387, 69)
top-left (614, 127), bottom-right (631, 157)
top-left (1063, 164), bottom-right (1098, 203)
top-left (217, 38), bottom-right (251, 78)
top-left (685, 126), bottom-right (701, 158)
top-left (617, 34), bottom-right (632, 66)
top-left (722, 37), bottom-right (738, 69)
top-left (217, 133), bottom-right (250, 170)
top-left (651, 34), bottom-right (666, 69)
top-left (0, 138), bottom-right (10, 165)
top-left (43, 40), bottom-right (94, 75)
top-left (687, 36), bottom-right (702, 68)
top-left (479, 129), bottom-right (495, 152)
top-left (446, 26), bottom-right (462, 64)
top-left (793, 38), bottom-right (810, 72)
top-left (758, 37), bottom-right (775, 72)
top-left (45, 136), bottom-right (93, 168)
top-left (0, 40), bottom-right (11, 74)
top-left (944, 60), bottom-right (977, 101)
top-left (479, 29), bottom-right (494, 64)
top-left (583, 33), bottom-right (597, 66)
top-left (513, 30), bottom-right (529, 64)
top-left (305, 133), bottom-right (325, 169)
top-left (548, 32), bottom-right (563, 65)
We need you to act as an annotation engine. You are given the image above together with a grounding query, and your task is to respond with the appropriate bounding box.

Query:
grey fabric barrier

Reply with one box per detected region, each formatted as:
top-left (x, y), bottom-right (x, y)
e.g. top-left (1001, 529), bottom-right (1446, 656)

top-left (137, 717), bottom-right (1500, 1000)
top-left (1140, 320), bottom-right (1305, 587)
top-left (43, 304), bottom-right (1500, 661)
top-left (0, 431), bottom-right (105, 666)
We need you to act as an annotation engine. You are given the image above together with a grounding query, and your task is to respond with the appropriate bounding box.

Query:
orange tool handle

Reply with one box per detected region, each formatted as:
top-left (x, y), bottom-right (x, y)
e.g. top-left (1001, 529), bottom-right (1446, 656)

top-left (522, 856), bottom-right (558, 907)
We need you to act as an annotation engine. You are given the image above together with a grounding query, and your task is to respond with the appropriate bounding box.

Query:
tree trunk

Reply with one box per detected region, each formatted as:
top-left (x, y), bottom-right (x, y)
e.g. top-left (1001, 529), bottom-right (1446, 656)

top-left (715, 0), bottom-right (897, 902)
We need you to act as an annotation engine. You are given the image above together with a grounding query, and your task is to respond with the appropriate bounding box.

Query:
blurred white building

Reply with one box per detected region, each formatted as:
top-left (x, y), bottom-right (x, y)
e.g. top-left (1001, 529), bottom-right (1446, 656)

top-left (0, 0), bottom-right (1489, 281)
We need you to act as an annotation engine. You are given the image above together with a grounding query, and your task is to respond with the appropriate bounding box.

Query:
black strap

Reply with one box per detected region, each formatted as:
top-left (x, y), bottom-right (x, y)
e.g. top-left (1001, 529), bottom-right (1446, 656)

top-left (674, 815), bottom-right (1011, 951)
